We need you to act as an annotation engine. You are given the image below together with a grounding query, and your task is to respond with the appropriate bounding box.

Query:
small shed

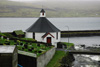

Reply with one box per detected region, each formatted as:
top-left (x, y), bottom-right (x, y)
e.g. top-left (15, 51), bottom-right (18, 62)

top-left (13, 30), bottom-right (24, 37)
top-left (0, 45), bottom-right (18, 67)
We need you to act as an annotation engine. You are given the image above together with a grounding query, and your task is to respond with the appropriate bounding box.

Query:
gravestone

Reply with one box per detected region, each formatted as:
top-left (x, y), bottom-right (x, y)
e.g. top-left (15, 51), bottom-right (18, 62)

top-left (1, 36), bottom-right (3, 39)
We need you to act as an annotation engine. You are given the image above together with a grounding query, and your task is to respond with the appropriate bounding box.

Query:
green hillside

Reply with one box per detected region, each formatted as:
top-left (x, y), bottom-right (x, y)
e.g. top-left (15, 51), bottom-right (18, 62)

top-left (0, 0), bottom-right (100, 17)
top-left (0, 1), bottom-right (40, 17)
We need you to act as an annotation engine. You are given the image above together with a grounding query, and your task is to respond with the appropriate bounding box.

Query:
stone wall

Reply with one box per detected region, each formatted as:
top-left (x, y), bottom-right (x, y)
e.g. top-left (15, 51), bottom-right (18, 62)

top-left (37, 47), bottom-right (55, 67)
top-left (18, 47), bottom-right (56, 67)
top-left (0, 46), bottom-right (17, 67)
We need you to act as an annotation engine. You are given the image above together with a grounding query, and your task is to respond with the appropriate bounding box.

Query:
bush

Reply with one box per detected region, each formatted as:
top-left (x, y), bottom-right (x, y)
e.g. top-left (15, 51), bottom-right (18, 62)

top-left (60, 52), bottom-right (75, 67)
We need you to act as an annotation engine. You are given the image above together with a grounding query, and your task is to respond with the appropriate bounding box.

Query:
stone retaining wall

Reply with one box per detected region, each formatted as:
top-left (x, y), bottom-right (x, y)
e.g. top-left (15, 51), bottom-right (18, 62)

top-left (37, 47), bottom-right (55, 67)
top-left (18, 47), bottom-right (56, 67)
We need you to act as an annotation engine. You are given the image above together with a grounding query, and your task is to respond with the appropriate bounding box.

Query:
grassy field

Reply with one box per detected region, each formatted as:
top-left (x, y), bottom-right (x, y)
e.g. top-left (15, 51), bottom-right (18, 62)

top-left (46, 51), bottom-right (66, 67)
top-left (0, 0), bottom-right (100, 17)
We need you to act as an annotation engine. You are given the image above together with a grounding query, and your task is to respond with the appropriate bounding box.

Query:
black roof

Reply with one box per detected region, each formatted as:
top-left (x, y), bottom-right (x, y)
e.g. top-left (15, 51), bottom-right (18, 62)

top-left (40, 9), bottom-right (45, 12)
top-left (26, 17), bottom-right (60, 32)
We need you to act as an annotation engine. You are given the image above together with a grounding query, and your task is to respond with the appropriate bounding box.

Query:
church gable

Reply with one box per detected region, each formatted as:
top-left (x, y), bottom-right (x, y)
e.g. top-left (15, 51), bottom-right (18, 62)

top-left (42, 33), bottom-right (55, 38)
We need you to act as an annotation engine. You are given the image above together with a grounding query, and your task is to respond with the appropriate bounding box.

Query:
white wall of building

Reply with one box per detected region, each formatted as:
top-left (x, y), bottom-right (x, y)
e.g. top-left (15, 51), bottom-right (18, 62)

top-left (40, 13), bottom-right (46, 17)
top-left (25, 32), bottom-right (33, 38)
top-left (42, 33), bottom-right (54, 44)
top-left (58, 32), bottom-right (61, 41)
top-left (35, 32), bottom-right (45, 41)
top-left (35, 32), bottom-right (60, 47)
top-left (26, 32), bottom-right (61, 47)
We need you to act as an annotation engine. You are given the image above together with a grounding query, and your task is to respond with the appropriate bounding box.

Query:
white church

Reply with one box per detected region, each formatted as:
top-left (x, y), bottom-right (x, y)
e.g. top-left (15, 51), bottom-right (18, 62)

top-left (26, 9), bottom-right (61, 47)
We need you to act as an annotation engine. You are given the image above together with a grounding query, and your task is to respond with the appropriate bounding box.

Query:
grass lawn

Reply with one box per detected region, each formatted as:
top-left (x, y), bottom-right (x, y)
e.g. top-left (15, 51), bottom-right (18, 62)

top-left (46, 51), bottom-right (66, 67)
top-left (63, 42), bottom-right (74, 49)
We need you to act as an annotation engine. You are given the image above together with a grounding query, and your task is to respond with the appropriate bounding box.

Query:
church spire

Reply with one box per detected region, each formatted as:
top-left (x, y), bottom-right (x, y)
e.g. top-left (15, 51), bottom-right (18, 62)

top-left (40, 9), bottom-right (46, 17)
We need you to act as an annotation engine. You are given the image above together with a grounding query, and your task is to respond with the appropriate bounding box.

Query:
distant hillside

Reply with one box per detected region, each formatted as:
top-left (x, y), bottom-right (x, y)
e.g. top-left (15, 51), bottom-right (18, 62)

top-left (0, 0), bottom-right (100, 17)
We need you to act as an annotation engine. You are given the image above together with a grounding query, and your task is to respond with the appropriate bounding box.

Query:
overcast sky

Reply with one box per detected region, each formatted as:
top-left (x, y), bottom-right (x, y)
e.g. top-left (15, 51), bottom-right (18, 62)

top-left (9, 0), bottom-right (100, 2)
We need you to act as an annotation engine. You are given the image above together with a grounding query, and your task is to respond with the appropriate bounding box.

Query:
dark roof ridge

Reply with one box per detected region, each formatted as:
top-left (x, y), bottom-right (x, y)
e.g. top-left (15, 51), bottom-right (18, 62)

top-left (26, 17), bottom-right (60, 32)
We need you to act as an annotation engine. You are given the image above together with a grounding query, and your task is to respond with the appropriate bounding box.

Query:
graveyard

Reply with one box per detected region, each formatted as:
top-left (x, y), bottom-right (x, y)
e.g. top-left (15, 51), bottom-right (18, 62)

top-left (0, 31), bottom-right (56, 67)
top-left (0, 31), bottom-right (54, 57)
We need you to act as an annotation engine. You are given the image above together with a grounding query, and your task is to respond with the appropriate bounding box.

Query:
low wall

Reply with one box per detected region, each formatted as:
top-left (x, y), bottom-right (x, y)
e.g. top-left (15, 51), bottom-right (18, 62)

top-left (37, 47), bottom-right (56, 67)
top-left (18, 51), bottom-right (37, 67)
top-left (18, 47), bottom-right (56, 67)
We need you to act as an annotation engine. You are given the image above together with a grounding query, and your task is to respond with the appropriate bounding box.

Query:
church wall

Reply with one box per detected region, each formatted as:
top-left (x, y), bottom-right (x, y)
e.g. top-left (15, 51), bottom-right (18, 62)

top-left (35, 32), bottom-right (56, 45)
top-left (42, 34), bottom-right (54, 44)
top-left (35, 32), bottom-right (45, 41)
top-left (53, 32), bottom-right (61, 47)
top-left (58, 32), bottom-right (61, 41)
top-left (26, 32), bottom-right (60, 47)
top-left (25, 32), bottom-right (33, 38)
top-left (42, 32), bottom-right (58, 47)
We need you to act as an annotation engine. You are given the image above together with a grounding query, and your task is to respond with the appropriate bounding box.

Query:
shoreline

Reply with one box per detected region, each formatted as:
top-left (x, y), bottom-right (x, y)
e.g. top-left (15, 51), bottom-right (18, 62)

top-left (2, 30), bottom-right (100, 37)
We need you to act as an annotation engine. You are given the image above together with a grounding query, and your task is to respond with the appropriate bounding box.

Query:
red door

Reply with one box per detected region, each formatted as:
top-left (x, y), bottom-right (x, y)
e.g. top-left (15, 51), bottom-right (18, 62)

top-left (47, 37), bottom-right (51, 44)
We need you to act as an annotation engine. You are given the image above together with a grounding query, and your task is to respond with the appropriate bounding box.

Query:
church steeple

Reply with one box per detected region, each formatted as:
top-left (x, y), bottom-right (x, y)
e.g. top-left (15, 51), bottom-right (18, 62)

top-left (26, 9), bottom-right (60, 32)
top-left (40, 9), bottom-right (46, 17)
